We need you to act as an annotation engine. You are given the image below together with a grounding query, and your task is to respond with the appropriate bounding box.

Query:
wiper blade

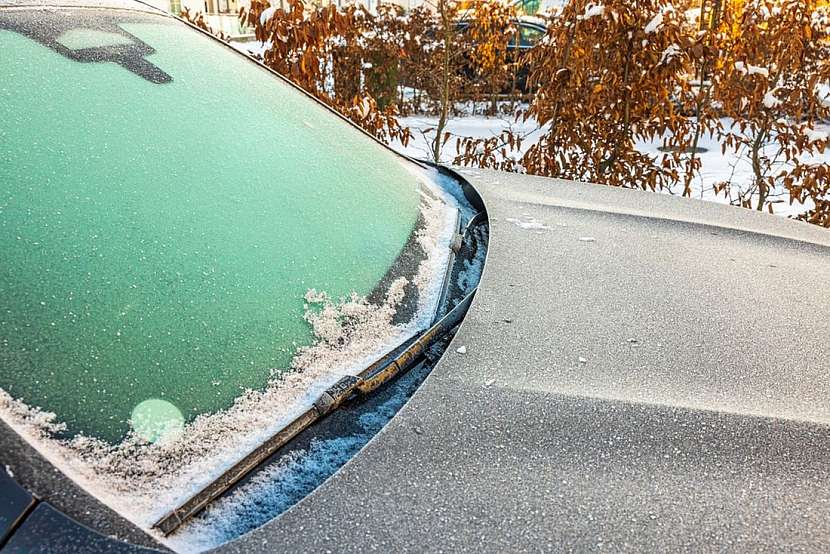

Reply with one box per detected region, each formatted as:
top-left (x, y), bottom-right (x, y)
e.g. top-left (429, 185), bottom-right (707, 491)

top-left (152, 288), bottom-right (477, 537)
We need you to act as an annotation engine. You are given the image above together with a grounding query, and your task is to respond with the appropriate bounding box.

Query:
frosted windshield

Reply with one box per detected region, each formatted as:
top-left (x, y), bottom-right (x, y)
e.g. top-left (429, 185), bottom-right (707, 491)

top-left (0, 8), bottom-right (439, 446)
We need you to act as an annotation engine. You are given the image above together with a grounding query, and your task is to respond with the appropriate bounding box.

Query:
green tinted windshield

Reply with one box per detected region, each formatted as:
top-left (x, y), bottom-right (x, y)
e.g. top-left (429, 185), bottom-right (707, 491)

top-left (0, 8), bottom-right (425, 443)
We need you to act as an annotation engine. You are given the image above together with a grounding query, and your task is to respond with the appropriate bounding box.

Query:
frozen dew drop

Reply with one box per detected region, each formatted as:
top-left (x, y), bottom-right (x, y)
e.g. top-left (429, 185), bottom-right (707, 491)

top-left (130, 398), bottom-right (184, 444)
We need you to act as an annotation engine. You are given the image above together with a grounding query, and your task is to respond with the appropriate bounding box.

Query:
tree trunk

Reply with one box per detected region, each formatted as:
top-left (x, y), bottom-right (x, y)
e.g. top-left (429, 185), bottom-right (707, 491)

top-left (542, 12), bottom-right (578, 169)
top-left (751, 126), bottom-right (769, 210)
top-left (684, 0), bottom-right (722, 197)
top-left (600, 39), bottom-right (633, 177)
top-left (432, 0), bottom-right (452, 163)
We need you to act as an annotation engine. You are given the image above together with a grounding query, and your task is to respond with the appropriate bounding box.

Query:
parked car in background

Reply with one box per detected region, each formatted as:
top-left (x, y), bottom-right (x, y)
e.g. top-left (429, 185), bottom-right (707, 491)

top-left (455, 16), bottom-right (547, 95)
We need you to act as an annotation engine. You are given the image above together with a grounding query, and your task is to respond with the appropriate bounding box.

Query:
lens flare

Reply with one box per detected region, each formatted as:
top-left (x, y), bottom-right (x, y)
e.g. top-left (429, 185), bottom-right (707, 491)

top-left (130, 399), bottom-right (184, 444)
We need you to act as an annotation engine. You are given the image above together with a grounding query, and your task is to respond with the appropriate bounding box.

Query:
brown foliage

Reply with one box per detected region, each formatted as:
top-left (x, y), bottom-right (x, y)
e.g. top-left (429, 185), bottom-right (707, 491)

top-left (453, 129), bottom-right (525, 172)
top-left (520, 0), bottom-right (691, 191)
top-left (179, 7), bottom-right (230, 42)
top-left (463, 0), bottom-right (518, 111)
top-left (455, 0), bottom-right (830, 226)
top-left (398, 6), bottom-right (442, 114)
top-left (712, 0), bottom-right (830, 217)
top-left (240, 0), bottom-right (410, 145)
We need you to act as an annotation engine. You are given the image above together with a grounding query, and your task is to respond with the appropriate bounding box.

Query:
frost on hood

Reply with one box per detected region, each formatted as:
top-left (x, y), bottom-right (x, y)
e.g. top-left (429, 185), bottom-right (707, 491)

top-left (0, 166), bottom-right (461, 540)
top-left (505, 216), bottom-right (551, 230)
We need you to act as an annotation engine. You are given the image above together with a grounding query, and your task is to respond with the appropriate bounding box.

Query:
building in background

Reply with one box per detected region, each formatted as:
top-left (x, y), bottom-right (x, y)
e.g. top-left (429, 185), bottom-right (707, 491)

top-left (149, 0), bottom-right (568, 16)
top-left (145, 0), bottom-right (565, 38)
top-left (145, 0), bottom-right (253, 38)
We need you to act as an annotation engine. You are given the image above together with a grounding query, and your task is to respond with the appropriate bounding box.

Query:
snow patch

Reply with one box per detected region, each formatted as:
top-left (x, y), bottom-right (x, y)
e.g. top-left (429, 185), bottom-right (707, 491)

top-left (747, 64), bottom-right (769, 78)
top-left (736, 62), bottom-right (769, 78)
top-left (505, 216), bottom-right (551, 230)
top-left (579, 3), bottom-right (605, 20)
top-left (259, 6), bottom-right (276, 25)
top-left (803, 127), bottom-right (828, 144)
top-left (763, 89), bottom-right (782, 109)
top-left (645, 5), bottom-right (675, 35)
top-left (644, 11), bottom-right (664, 34)
top-left (816, 83), bottom-right (830, 108)
top-left (659, 44), bottom-right (681, 66)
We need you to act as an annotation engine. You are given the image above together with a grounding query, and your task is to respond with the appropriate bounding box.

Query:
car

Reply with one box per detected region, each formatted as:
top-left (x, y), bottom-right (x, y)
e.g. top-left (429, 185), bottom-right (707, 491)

top-left (456, 17), bottom-right (547, 51)
top-left (455, 17), bottom-right (547, 95)
top-left (2, 1), bottom-right (830, 553)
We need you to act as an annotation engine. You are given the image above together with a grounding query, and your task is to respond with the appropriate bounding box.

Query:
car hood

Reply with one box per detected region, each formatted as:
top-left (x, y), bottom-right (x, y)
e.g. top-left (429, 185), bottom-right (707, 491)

top-left (219, 168), bottom-right (830, 552)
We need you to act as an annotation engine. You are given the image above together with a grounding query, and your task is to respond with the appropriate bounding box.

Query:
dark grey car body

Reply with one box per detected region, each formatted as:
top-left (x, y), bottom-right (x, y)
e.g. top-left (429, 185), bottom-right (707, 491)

top-left (2, 1), bottom-right (829, 552)
top-left (218, 170), bottom-right (830, 553)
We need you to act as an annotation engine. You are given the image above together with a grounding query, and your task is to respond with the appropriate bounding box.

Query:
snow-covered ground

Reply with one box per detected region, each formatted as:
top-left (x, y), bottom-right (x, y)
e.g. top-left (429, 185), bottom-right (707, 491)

top-left (396, 114), bottom-right (545, 163)
top-left (393, 115), bottom-right (830, 220)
